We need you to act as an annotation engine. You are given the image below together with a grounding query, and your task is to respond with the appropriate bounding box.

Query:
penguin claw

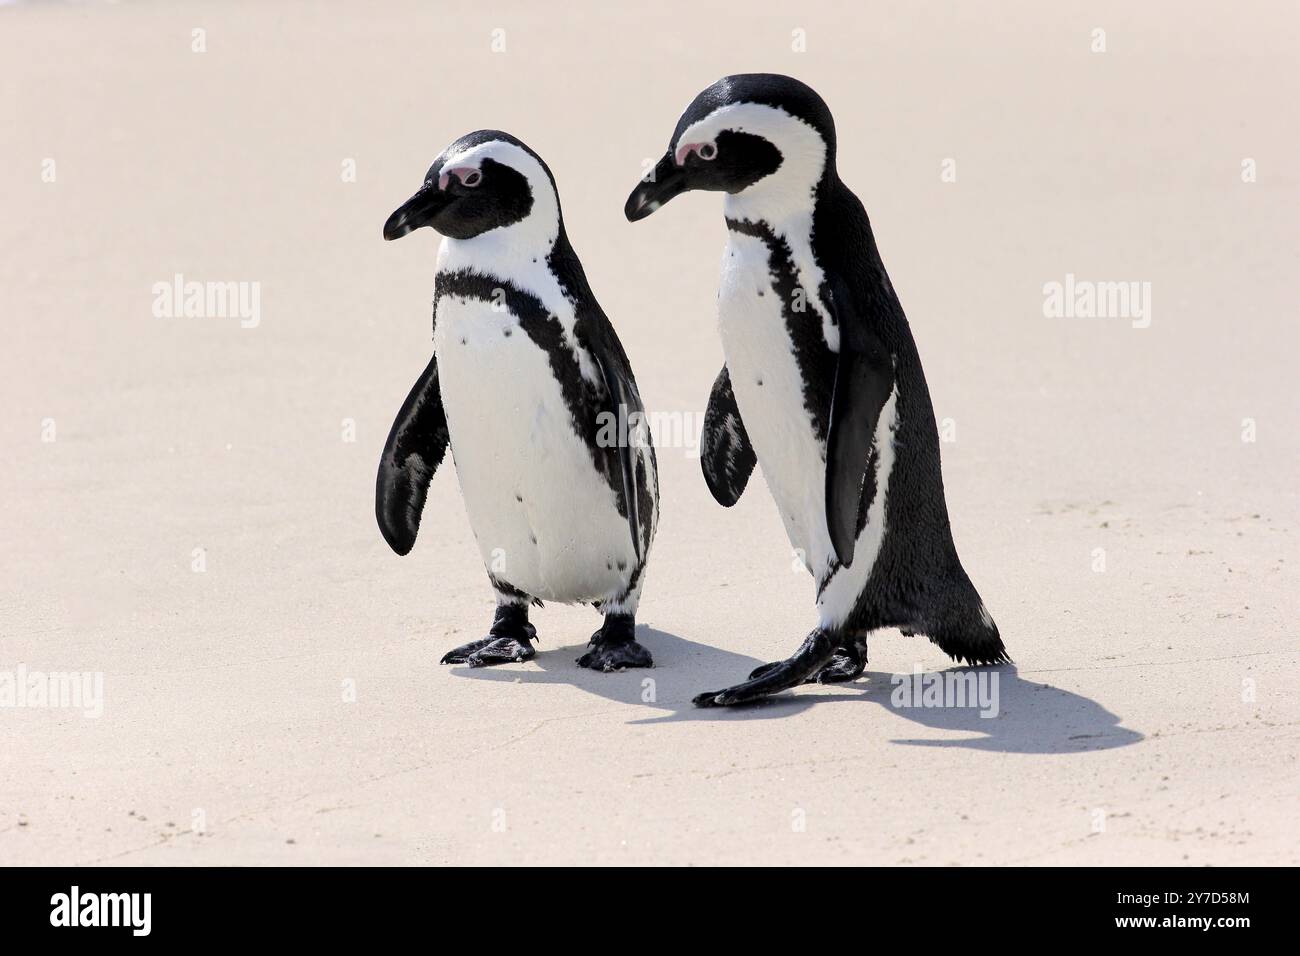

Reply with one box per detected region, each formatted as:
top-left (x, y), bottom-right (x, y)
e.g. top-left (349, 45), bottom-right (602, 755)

top-left (691, 678), bottom-right (780, 708)
top-left (440, 636), bottom-right (496, 665)
top-left (691, 669), bottom-right (801, 707)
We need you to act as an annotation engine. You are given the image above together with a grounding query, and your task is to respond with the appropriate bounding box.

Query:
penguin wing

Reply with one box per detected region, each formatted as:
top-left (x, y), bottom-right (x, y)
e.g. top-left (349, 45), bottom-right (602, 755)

top-left (375, 355), bottom-right (450, 556)
top-left (552, 238), bottom-right (650, 562)
top-left (825, 274), bottom-right (895, 567)
top-left (589, 349), bottom-right (644, 562)
top-left (701, 365), bottom-right (756, 507)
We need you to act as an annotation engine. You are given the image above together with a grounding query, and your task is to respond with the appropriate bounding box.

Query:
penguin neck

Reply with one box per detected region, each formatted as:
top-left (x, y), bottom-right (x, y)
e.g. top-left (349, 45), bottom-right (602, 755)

top-left (721, 112), bottom-right (833, 230)
top-left (728, 176), bottom-right (837, 248)
top-left (439, 230), bottom-right (551, 286)
top-left (436, 214), bottom-right (561, 287)
top-left (724, 171), bottom-right (842, 352)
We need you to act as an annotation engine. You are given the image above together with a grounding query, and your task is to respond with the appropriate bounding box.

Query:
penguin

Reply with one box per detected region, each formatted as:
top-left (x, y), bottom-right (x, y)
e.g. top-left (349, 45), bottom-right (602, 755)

top-left (379, 130), bottom-right (658, 672)
top-left (624, 75), bottom-right (1007, 706)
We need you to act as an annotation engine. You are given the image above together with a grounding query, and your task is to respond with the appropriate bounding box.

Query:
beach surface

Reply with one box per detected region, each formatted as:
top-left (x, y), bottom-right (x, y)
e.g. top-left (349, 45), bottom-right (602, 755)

top-left (1, 0), bottom-right (1297, 865)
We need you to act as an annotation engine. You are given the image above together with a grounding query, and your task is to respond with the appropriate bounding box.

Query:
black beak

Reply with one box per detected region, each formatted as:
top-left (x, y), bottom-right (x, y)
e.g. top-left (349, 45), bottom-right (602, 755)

top-left (624, 153), bottom-right (689, 222)
top-left (383, 183), bottom-right (451, 240)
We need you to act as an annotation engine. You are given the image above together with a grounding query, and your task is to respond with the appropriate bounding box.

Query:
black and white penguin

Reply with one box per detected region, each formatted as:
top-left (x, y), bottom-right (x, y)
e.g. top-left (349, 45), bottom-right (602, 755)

top-left (379, 130), bottom-right (658, 671)
top-left (625, 75), bottom-right (1007, 706)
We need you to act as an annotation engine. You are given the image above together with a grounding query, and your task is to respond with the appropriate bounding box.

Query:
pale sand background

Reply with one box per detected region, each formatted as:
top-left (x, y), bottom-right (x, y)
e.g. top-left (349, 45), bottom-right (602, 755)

top-left (2, 0), bottom-right (1297, 865)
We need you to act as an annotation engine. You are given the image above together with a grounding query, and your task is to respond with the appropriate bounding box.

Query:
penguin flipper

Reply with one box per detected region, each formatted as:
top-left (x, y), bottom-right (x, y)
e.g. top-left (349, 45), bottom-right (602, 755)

top-left (591, 352), bottom-right (643, 562)
top-left (375, 354), bottom-right (450, 556)
top-left (701, 365), bottom-right (756, 507)
top-left (553, 238), bottom-right (651, 563)
top-left (824, 275), bottom-right (895, 567)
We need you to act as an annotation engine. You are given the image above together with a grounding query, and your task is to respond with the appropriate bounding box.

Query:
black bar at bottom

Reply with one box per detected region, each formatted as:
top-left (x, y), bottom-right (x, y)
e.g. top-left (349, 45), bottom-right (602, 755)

top-left (0, 866), bottom-right (1280, 942)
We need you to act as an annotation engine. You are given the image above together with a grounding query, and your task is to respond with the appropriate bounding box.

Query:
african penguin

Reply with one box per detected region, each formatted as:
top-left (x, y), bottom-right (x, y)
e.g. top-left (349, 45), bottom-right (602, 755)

top-left (625, 75), bottom-right (1007, 706)
top-left (379, 130), bottom-right (659, 672)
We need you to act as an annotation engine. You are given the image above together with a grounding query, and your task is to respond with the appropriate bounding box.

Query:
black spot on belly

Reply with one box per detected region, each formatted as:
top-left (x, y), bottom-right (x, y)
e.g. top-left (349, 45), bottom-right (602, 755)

top-left (756, 376), bottom-right (763, 387)
top-left (515, 493), bottom-right (523, 503)
top-left (503, 328), bottom-right (512, 337)
top-left (617, 560), bottom-right (627, 572)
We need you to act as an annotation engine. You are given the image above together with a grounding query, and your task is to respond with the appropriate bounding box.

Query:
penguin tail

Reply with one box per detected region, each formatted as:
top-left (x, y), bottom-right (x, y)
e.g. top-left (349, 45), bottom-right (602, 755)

top-left (909, 574), bottom-right (1010, 667)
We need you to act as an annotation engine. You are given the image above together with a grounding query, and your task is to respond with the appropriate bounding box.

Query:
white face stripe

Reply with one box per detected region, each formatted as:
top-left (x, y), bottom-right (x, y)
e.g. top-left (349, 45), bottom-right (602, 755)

top-left (681, 103), bottom-right (838, 350)
top-left (675, 102), bottom-right (827, 226)
top-left (437, 139), bottom-right (560, 253)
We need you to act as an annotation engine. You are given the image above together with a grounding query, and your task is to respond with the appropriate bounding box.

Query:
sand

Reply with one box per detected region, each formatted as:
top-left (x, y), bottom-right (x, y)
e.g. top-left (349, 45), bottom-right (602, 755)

top-left (1, 0), bottom-right (1296, 866)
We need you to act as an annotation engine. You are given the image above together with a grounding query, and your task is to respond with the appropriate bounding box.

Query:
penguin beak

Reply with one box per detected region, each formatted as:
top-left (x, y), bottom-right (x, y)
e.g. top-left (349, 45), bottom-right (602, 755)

top-left (383, 183), bottom-right (452, 240)
top-left (624, 153), bottom-right (689, 222)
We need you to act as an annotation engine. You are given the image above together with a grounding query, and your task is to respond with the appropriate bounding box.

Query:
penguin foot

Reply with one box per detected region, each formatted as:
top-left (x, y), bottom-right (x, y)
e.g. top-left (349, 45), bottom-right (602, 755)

top-left (694, 628), bottom-right (837, 707)
top-left (577, 641), bottom-right (653, 671)
top-left (747, 639), bottom-right (865, 684)
top-left (466, 635), bottom-right (536, 667)
top-left (439, 631), bottom-right (537, 667)
top-left (441, 604), bottom-right (538, 667)
top-left (576, 613), bottom-right (653, 672)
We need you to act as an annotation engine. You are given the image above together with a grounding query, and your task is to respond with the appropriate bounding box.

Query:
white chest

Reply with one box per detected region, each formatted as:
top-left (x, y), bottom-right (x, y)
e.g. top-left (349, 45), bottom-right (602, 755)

top-left (715, 232), bottom-right (901, 624)
top-left (432, 294), bottom-right (633, 603)
top-left (717, 232), bottom-right (832, 567)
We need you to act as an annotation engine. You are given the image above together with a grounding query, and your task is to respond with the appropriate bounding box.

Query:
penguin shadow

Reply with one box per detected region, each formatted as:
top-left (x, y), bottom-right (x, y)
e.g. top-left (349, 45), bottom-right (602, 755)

top-left (669, 664), bottom-right (1142, 754)
top-left (446, 627), bottom-right (820, 722)
top-left (450, 632), bottom-right (1143, 750)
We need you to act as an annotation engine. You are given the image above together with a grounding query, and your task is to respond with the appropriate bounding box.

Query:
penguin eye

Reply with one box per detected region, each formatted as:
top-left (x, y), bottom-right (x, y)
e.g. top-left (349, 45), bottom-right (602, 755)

top-left (462, 170), bottom-right (483, 187)
top-left (697, 143), bottom-right (717, 161)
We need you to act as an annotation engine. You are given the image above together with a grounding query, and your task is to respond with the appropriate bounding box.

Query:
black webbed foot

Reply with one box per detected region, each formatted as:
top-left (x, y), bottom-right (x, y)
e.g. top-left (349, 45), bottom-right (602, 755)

top-left (747, 636), bottom-right (865, 684)
top-left (462, 635), bottom-right (536, 667)
top-left (441, 603), bottom-right (537, 667)
top-left (694, 628), bottom-right (837, 707)
top-left (577, 612), bottom-right (653, 672)
top-left (813, 648), bottom-right (866, 683)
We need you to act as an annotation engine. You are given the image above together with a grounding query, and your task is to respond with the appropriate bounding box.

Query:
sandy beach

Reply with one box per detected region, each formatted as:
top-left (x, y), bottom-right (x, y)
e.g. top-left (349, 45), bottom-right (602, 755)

top-left (1, 0), bottom-right (1297, 865)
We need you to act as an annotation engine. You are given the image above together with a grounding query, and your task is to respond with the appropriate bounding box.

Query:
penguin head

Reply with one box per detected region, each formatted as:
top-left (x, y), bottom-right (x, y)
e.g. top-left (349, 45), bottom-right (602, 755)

top-left (625, 74), bottom-right (836, 223)
top-left (384, 130), bottom-right (560, 245)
